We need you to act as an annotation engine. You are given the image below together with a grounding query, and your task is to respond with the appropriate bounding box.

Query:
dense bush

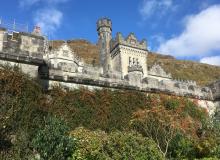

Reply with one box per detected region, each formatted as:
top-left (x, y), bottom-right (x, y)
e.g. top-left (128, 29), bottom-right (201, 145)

top-left (1, 66), bottom-right (220, 160)
top-left (46, 88), bottom-right (148, 131)
top-left (70, 127), bottom-right (164, 160)
top-left (32, 116), bottom-right (76, 160)
top-left (0, 66), bottom-right (47, 159)
top-left (168, 133), bottom-right (195, 159)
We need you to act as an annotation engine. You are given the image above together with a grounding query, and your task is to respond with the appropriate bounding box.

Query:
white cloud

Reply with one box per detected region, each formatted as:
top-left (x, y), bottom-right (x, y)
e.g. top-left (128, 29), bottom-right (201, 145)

top-left (139, 0), bottom-right (173, 20)
top-left (19, 0), bottom-right (69, 35)
top-left (19, 0), bottom-right (69, 7)
top-left (34, 8), bottom-right (63, 35)
top-left (19, 0), bottom-right (41, 8)
top-left (200, 56), bottom-right (220, 66)
top-left (151, 34), bottom-right (165, 44)
top-left (157, 5), bottom-right (220, 58)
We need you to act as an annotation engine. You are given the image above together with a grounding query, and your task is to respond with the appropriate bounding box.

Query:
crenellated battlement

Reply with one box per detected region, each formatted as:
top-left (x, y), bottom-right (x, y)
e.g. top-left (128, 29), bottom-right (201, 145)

top-left (111, 32), bottom-right (147, 51)
top-left (0, 27), bottom-right (45, 57)
top-left (96, 18), bottom-right (112, 33)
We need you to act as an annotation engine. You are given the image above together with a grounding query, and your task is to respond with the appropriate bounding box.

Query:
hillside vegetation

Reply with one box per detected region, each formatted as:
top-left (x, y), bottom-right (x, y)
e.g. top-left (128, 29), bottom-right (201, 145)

top-left (50, 40), bottom-right (220, 86)
top-left (1, 65), bottom-right (220, 159)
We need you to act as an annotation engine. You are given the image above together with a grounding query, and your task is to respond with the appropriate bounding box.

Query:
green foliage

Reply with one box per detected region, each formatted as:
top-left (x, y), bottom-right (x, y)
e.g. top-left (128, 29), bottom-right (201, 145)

top-left (47, 88), bottom-right (148, 131)
top-left (0, 66), bottom-right (219, 160)
top-left (168, 133), bottom-right (195, 159)
top-left (183, 99), bottom-right (209, 129)
top-left (70, 127), bottom-right (108, 160)
top-left (197, 158), bottom-right (219, 160)
top-left (70, 127), bottom-right (164, 160)
top-left (164, 98), bottom-right (180, 110)
top-left (183, 100), bottom-right (206, 119)
top-left (204, 119), bottom-right (220, 159)
top-left (104, 130), bottom-right (164, 160)
top-left (0, 66), bottom-right (46, 159)
top-left (32, 116), bottom-right (76, 160)
top-left (131, 95), bottom-right (210, 158)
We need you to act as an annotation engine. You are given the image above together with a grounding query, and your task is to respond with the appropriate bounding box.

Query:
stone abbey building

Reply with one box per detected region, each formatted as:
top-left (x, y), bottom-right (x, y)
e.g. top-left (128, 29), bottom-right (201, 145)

top-left (0, 18), bottom-right (219, 113)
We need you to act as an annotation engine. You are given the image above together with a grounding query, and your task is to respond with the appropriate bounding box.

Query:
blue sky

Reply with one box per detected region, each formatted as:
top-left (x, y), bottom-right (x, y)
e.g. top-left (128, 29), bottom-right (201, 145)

top-left (0, 0), bottom-right (220, 65)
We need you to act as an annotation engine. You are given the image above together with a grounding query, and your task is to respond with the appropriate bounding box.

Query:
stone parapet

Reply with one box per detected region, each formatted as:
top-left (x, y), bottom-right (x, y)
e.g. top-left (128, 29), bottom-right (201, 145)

top-left (40, 67), bottom-right (213, 101)
top-left (0, 51), bottom-right (44, 65)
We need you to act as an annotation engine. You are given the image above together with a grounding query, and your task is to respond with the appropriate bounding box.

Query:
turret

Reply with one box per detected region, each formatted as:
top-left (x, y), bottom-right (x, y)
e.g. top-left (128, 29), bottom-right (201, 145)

top-left (97, 18), bottom-right (112, 74)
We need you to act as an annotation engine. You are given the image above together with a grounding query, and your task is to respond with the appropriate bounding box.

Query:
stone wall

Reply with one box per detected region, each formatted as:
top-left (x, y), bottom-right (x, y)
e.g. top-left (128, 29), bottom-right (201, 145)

top-left (0, 59), bottom-right (39, 78)
top-left (209, 80), bottom-right (220, 100)
top-left (39, 76), bottom-right (218, 116)
top-left (1, 28), bottom-right (44, 60)
top-left (19, 32), bottom-right (44, 56)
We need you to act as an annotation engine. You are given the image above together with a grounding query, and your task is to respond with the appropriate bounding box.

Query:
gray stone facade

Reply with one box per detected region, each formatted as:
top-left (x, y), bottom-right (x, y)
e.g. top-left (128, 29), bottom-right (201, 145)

top-left (0, 18), bottom-right (219, 109)
top-left (209, 80), bottom-right (220, 100)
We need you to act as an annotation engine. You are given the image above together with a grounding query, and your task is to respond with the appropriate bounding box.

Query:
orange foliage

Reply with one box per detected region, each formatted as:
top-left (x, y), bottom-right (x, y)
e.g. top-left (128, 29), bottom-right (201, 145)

top-left (132, 94), bottom-right (208, 139)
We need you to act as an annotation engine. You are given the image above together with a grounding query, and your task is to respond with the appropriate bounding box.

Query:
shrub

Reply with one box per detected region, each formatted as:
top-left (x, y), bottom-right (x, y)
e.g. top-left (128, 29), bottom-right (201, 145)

top-left (32, 116), bottom-right (76, 160)
top-left (48, 88), bottom-right (148, 131)
top-left (0, 67), bottom-right (45, 159)
top-left (70, 127), bottom-right (108, 160)
top-left (105, 130), bottom-right (164, 160)
top-left (168, 133), bottom-right (195, 159)
top-left (70, 127), bottom-right (164, 160)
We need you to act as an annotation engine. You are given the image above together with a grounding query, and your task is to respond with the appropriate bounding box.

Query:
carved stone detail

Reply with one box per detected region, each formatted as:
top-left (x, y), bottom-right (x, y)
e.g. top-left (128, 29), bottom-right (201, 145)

top-left (148, 64), bottom-right (172, 78)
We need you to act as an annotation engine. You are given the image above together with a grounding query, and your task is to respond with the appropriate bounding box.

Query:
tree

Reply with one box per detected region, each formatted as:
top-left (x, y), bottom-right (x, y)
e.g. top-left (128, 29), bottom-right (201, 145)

top-left (131, 107), bottom-right (178, 158)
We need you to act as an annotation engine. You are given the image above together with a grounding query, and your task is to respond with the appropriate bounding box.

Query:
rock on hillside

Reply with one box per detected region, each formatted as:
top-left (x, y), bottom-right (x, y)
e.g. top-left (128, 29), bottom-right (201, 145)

top-left (50, 40), bottom-right (220, 86)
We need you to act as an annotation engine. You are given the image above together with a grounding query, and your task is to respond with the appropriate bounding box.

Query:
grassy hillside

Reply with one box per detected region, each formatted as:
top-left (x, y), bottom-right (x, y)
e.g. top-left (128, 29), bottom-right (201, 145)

top-left (148, 52), bottom-right (220, 86)
top-left (50, 40), bottom-right (220, 86)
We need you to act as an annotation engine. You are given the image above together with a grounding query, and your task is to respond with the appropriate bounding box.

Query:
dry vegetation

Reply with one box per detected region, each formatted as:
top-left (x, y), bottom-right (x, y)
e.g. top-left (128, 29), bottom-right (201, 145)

top-left (50, 40), bottom-right (220, 86)
top-left (1, 65), bottom-right (220, 159)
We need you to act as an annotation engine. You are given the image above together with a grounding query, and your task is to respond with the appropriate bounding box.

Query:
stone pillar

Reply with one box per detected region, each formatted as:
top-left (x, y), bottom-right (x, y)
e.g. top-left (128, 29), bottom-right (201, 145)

top-left (0, 27), bottom-right (6, 52)
top-left (97, 18), bottom-right (112, 74)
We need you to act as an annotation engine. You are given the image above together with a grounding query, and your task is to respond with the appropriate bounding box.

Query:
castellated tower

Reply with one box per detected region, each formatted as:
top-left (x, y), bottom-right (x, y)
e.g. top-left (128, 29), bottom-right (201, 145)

top-left (97, 18), bottom-right (112, 74)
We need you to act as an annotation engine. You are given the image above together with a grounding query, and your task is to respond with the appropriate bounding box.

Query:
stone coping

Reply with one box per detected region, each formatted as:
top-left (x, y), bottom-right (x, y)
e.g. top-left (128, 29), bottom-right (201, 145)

top-left (40, 70), bottom-right (213, 101)
top-left (0, 51), bottom-right (44, 65)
